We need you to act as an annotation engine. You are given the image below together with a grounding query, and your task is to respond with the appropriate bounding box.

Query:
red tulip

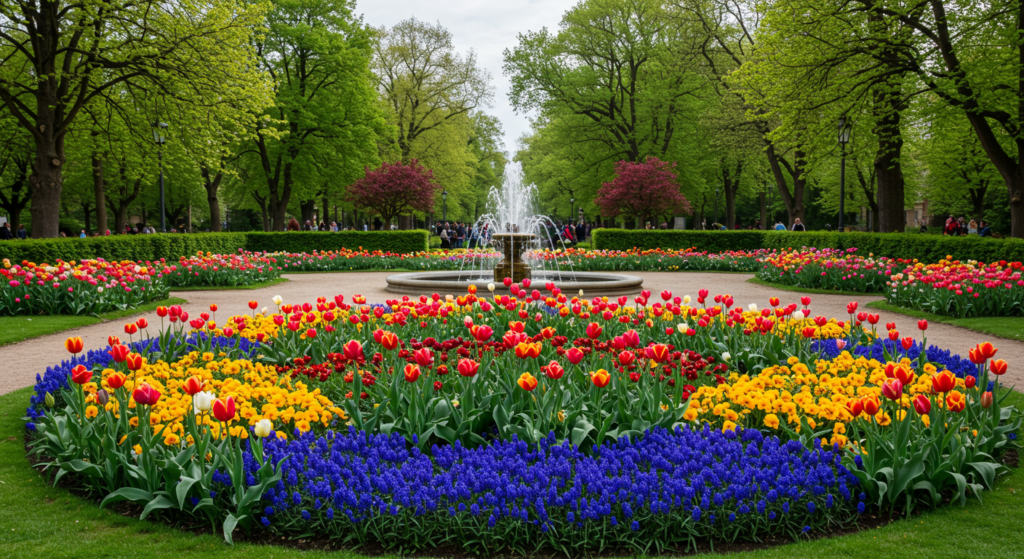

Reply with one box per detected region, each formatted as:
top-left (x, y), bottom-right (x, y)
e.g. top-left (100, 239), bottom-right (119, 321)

top-left (343, 340), bottom-right (364, 361)
top-left (212, 396), bottom-right (236, 422)
top-left (618, 350), bottom-right (635, 367)
top-left (471, 325), bottom-right (493, 342)
top-left (885, 322), bottom-right (896, 331)
top-left (457, 359), bottom-right (479, 377)
top-left (71, 365), bottom-right (92, 385)
top-left (622, 329), bottom-right (640, 347)
top-left (182, 376), bottom-right (204, 395)
top-left (894, 365), bottom-right (915, 386)
top-left (156, 306), bottom-right (168, 317)
top-left (413, 348), bottom-right (434, 366)
top-left (912, 394), bottom-right (931, 415)
top-left (802, 327), bottom-right (817, 339)
top-left (248, 301), bottom-right (258, 310)
top-left (136, 318), bottom-right (148, 329)
top-left (769, 297), bottom-right (780, 307)
top-left (107, 336), bottom-right (121, 347)
top-left (800, 296), bottom-right (811, 306)
top-left (109, 344), bottom-right (130, 363)
top-left (901, 337), bottom-right (913, 350)
top-left (867, 314), bottom-right (880, 325)
top-left (209, 304), bottom-right (218, 312)
top-left (65, 337), bottom-right (84, 354)
top-left (566, 347), bottom-right (585, 365)
top-left (124, 323), bottom-right (138, 335)
top-left (931, 371), bottom-right (956, 393)
top-left (133, 383), bottom-right (161, 406)
top-left (379, 331), bottom-right (399, 350)
top-left (125, 353), bottom-right (144, 371)
top-left (917, 320), bottom-right (928, 331)
top-left (881, 378), bottom-right (903, 401)
top-left (965, 375), bottom-right (976, 389)
top-left (861, 395), bottom-right (881, 416)
top-left (888, 330), bottom-right (900, 341)
top-left (106, 372), bottom-right (126, 389)
top-left (543, 361), bottom-right (565, 380)
top-left (846, 301), bottom-right (858, 314)
top-left (661, 290), bottom-right (672, 301)
top-left (845, 399), bottom-right (863, 418)
top-left (990, 359), bottom-right (1008, 376)
top-left (585, 322), bottom-right (603, 339)
top-left (644, 344), bottom-right (670, 363)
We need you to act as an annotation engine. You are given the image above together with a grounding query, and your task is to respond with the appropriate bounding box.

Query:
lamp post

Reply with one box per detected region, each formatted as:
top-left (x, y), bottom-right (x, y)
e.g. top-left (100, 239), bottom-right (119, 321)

top-left (838, 116), bottom-right (852, 232)
top-left (570, 197), bottom-right (575, 222)
top-left (442, 189), bottom-right (448, 223)
top-left (152, 122), bottom-right (168, 232)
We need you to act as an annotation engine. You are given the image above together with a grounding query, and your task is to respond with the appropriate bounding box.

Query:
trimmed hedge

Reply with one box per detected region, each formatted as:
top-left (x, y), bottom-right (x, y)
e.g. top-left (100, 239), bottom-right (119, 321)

top-left (0, 231), bottom-right (429, 264)
top-left (0, 233), bottom-right (247, 264)
top-left (244, 231), bottom-right (428, 254)
top-left (593, 229), bottom-right (1024, 263)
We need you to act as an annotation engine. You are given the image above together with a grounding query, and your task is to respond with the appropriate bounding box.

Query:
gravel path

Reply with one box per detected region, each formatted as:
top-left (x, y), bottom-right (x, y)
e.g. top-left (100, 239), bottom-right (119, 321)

top-left (2, 271), bottom-right (1020, 395)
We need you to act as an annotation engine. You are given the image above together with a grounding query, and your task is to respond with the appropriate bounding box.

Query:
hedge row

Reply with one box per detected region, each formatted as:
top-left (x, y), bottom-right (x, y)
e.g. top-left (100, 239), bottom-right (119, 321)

top-left (592, 229), bottom-right (1024, 263)
top-left (0, 231), bottom-right (429, 264)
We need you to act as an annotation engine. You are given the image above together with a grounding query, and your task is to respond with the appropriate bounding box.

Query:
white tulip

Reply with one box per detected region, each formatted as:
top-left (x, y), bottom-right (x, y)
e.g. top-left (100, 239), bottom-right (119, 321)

top-left (261, 307), bottom-right (268, 315)
top-left (254, 418), bottom-right (274, 438)
top-left (579, 289), bottom-right (584, 297)
top-left (678, 322), bottom-right (688, 332)
top-left (487, 283), bottom-right (495, 292)
top-left (193, 391), bottom-right (215, 413)
top-left (683, 295), bottom-right (691, 304)
top-left (722, 352), bottom-right (732, 361)
top-left (748, 303), bottom-right (758, 312)
top-left (272, 295), bottom-right (283, 306)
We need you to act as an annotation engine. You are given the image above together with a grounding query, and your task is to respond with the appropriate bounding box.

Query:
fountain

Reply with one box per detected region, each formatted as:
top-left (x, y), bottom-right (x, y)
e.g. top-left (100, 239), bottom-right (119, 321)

top-left (385, 167), bottom-right (643, 297)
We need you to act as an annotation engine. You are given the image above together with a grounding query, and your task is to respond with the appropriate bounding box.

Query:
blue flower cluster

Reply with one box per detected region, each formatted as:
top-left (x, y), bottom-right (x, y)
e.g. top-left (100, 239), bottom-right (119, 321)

top-left (26, 334), bottom-right (259, 423)
top-left (247, 424), bottom-right (862, 553)
top-left (815, 338), bottom-right (978, 379)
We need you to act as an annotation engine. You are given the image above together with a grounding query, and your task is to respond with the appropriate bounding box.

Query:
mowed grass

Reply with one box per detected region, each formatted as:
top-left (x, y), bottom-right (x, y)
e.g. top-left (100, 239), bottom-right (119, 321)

top-left (0, 297), bottom-right (188, 347)
top-left (866, 301), bottom-right (1024, 342)
top-left (746, 277), bottom-right (878, 297)
top-left (170, 277), bottom-right (290, 292)
top-left (0, 387), bottom-right (1021, 558)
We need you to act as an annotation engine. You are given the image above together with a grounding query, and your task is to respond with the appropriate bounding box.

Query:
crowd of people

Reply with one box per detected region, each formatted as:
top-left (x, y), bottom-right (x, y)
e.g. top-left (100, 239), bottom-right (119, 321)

top-left (941, 216), bottom-right (992, 237)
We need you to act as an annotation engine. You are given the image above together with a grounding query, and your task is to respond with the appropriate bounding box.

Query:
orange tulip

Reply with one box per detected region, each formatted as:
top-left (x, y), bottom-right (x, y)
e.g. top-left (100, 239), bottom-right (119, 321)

top-left (65, 337), bottom-right (84, 354)
top-left (517, 372), bottom-right (538, 391)
top-left (990, 359), bottom-right (1008, 376)
top-left (845, 399), bottom-right (863, 418)
top-left (590, 369), bottom-right (611, 388)
top-left (379, 331), bottom-right (399, 351)
top-left (125, 353), bottom-right (144, 371)
top-left (644, 344), bottom-right (670, 363)
top-left (931, 371), bottom-right (956, 393)
top-left (981, 391), bottom-right (994, 408)
top-left (946, 390), bottom-right (966, 413)
top-left (969, 342), bottom-right (998, 364)
top-left (404, 364), bottom-right (421, 382)
top-left (514, 342), bottom-right (542, 360)
top-left (106, 372), bottom-right (126, 390)
top-left (893, 364), bottom-right (915, 386)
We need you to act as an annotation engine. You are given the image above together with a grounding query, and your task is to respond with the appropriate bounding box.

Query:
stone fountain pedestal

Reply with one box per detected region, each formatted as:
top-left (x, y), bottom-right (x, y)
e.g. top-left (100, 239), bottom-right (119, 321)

top-left (491, 232), bottom-right (534, 284)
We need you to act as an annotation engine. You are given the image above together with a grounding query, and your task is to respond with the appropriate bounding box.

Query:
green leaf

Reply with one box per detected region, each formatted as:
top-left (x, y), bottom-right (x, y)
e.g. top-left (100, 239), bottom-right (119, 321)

top-left (100, 487), bottom-right (154, 508)
top-left (140, 495), bottom-right (176, 520)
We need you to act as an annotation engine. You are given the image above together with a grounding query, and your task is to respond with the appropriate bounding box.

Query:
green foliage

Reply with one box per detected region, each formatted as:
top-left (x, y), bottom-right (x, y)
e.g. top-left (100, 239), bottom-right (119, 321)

top-left (592, 229), bottom-right (767, 252)
top-left (244, 231), bottom-right (428, 254)
top-left (592, 229), bottom-right (1024, 263)
top-left (0, 234), bottom-right (248, 264)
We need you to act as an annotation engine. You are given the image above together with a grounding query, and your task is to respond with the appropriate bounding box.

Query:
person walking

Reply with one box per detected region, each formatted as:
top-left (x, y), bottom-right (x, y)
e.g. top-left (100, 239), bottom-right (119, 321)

top-left (439, 226), bottom-right (449, 249)
top-left (17, 224), bottom-right (28, 239)
top-left (791, 218), bottom-right (806, 232)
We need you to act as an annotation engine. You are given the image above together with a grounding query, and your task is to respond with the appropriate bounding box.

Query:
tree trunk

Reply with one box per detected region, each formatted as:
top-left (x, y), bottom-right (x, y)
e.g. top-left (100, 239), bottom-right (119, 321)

top-left (29, 127), bottom-right (66, 239)
top-left (873, 90), bottom-right (906, 234)
top-left (723, 161), bottom-right (743, 229)
top-left (300, 199), bottom-right (315, 225)
top-left (759, 192), bottom-right (767, 230)
top-left (200, 161), bottom-right (224, 232)
top-left (765, 143), bottom-right (806, 226)
top-left (92, 155), bottom-right (108, 235)
top-left (969, 183), bottom-right (987, 225)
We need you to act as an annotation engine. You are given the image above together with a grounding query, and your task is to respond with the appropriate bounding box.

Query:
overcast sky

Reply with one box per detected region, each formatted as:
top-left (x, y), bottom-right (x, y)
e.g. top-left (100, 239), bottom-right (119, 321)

top-left (355, 0), bottom-right (580, 158)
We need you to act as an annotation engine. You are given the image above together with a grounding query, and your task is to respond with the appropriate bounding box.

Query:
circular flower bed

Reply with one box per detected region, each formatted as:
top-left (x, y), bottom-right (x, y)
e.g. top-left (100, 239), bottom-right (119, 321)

top-left (25, 285), bottom-right (1021, 554)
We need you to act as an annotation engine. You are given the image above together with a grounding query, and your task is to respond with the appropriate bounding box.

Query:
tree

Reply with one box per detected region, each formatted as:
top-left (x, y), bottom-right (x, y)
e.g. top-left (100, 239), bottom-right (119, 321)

top-left (347, 160), bottom-right (439, 229)
top-left (0, 0), bottom-right (267, 237)
top-left (595, 158), bottom-right (691, 226)
top-left (248, 0), bottom-right (385, 231)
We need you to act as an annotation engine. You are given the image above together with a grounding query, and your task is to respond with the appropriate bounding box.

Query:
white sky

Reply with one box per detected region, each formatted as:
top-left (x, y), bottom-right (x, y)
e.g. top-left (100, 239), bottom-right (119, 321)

top-left (355, 0), bottom-right (580, 158)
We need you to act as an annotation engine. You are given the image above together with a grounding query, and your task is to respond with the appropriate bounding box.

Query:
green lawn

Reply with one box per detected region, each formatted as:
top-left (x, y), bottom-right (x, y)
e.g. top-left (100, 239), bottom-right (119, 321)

top-left (746, 277), bottom-right (881, 297)
top-left (866, 301), bottom-right (1024, 342)
top-left (0, 297), bottom-right (187, 347)
top-left (170, 277), bottom-right (290, 292)
top-left (0, 385), bottom-right (1021, 558)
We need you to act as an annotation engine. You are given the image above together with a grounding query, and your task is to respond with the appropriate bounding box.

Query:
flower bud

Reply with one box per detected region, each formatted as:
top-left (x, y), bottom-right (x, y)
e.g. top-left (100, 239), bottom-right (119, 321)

top-left (45, 392), bottom-right (55, 408)
top-left (981, 391), bottom-right (993, 409)
top-left (96, 389), bottom-right (110, 407)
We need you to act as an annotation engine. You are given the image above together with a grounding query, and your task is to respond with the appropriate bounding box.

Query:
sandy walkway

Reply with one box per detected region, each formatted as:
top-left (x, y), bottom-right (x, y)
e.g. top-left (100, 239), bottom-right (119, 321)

top-left (2, 271), bottom-right (1020, 395)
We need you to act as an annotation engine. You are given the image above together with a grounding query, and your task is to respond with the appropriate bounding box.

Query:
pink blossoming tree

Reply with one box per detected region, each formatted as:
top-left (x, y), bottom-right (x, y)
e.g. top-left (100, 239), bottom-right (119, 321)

top-left (595, 158), bottom-right (691, 226)
top-left (347, 160), bottom-right (440, 228)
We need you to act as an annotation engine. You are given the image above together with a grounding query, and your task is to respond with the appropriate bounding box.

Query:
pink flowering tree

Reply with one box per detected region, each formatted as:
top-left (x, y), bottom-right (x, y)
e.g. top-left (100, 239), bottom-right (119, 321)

top-left (347, 160), bottom-right (439, 228)
top-left (595, 158), bottom-right (691, 226)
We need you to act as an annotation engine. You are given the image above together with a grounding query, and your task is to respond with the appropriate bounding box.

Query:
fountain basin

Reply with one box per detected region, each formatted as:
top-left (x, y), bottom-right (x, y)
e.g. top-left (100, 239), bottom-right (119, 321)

top-left (385, 271), bottom-right (644, 298)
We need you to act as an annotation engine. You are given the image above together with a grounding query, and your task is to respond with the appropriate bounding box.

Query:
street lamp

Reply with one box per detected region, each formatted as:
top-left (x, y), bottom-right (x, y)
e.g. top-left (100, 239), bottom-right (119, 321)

top-left (838, 116), bottom-right (853, 233)
top-left (442, 189), bottom-right (448, 223)
top-left (152, 122), bottom-right (168, 232)
top-left (570, 197), bottom-right (575, 222)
